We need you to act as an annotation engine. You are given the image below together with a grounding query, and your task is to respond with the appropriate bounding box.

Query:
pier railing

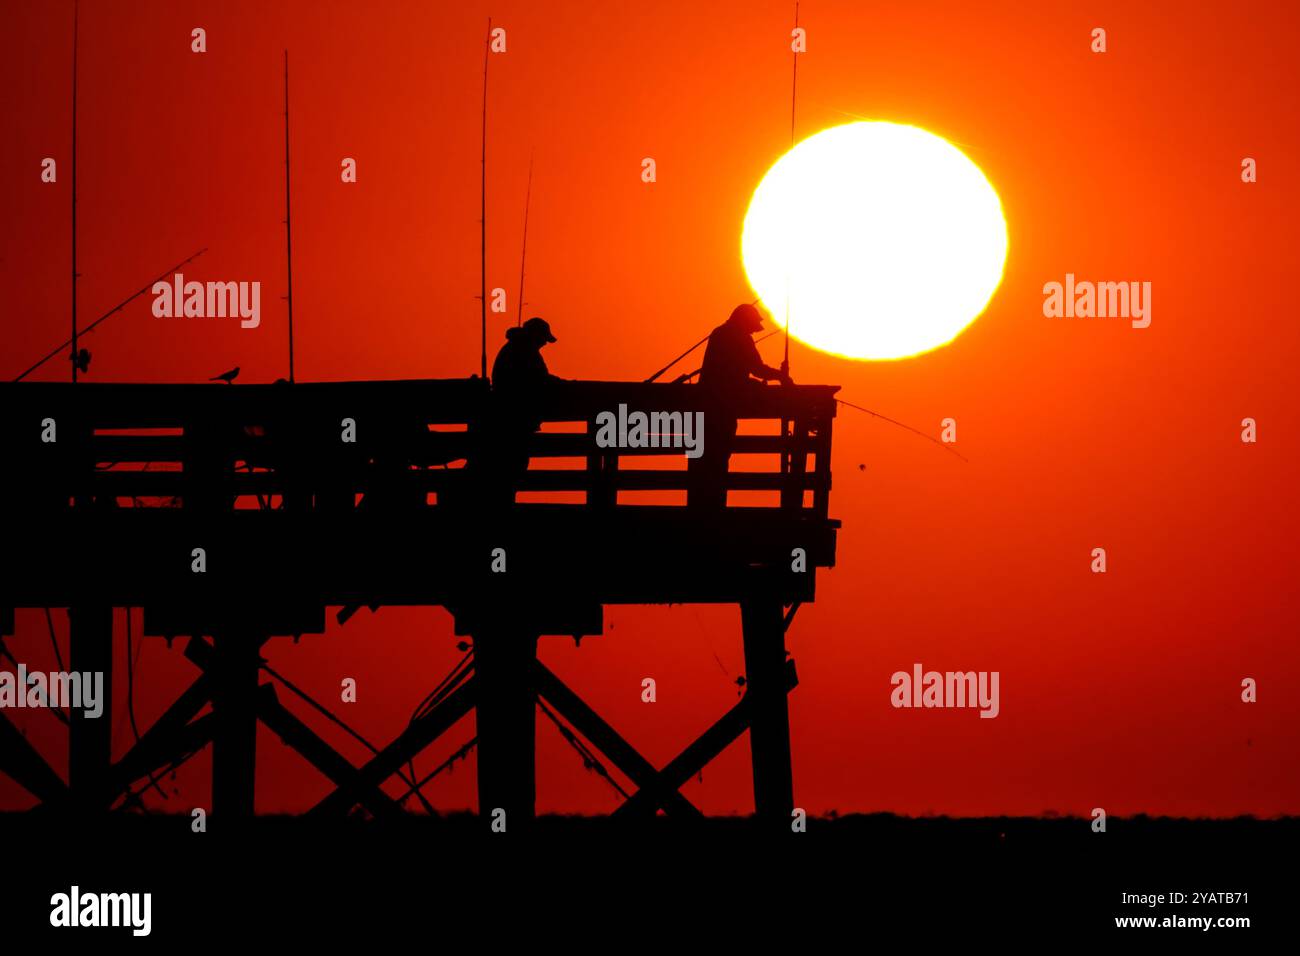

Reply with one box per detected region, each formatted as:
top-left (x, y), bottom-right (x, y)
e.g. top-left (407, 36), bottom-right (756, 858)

top-left (1, 379), bottom-right (838, 518)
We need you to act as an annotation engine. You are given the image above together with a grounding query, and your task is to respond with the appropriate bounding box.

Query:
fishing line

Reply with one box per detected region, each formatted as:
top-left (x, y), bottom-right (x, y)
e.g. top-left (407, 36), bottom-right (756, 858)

top-left (837, 398), bottom-right (969, 462)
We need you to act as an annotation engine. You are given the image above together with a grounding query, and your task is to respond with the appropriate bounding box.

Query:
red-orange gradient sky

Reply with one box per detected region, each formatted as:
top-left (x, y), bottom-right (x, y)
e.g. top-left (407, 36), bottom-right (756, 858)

top-left (2, 0), bottom-right (1298, 817)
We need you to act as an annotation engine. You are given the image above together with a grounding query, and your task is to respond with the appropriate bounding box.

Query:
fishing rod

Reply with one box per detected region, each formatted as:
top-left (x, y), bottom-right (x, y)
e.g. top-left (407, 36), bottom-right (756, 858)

top-left (71, 0), bottom-right (79, 382)
top-left (13, 247), bottom-right (209, 381)
top-left (837, 398), bottom-right (969, 462)
top-left (516, 155), bottom-right (533, 327)
top-left (666, 330), bottom-right (781, 383)
top-left (781, 0), bottom-right (799, 380)
top-left (645, 298), bottom-right (770, 383)
top-left (642, 23), bottom-right (802, 386)
top-left (645, 333), bottom-right (711, 383)
top-left (776, 2), bottom-right (804, 490)
top-left (478, 17), bottom-right (491, 378)
top-left (648, 6), bottom-right (802, 388)
top-left (283, 50), bottom-right (295, 383)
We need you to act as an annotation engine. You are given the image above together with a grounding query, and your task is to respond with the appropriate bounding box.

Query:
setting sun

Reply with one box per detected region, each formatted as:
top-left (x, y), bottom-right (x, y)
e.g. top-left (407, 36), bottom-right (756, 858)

top-left (742, 121), bottom-right (1008, 360)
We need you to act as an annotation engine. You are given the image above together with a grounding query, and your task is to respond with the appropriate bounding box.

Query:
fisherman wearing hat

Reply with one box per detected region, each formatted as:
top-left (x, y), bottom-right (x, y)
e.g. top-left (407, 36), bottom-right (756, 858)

top-left (476, 317), bottom-right (561, 506)
top-left (698, 303), bottom-right (789, 390)
top-left (689, 303), bottom-right (793, 508)
top-left (492, 316), bottom-right (558, 403)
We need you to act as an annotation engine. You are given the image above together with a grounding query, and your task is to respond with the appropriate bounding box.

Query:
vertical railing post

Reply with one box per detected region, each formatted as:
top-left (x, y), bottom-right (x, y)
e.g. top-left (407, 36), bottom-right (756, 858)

top-left (780, 416), bottom-right (809, 512)
top-left (587, 415), bottom-right (617, 509)
top-left (812, 409), bottom-right (833, 519)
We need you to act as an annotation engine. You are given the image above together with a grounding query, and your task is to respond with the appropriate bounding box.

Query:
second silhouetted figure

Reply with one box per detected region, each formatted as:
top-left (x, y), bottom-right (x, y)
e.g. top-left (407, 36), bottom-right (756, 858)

top-left (689, 304), bottom-right (792, 509)
top-left (492, 317), bottom-right (558, 412)
top-left (698, 304), bottom-right (789, 390)
top-left (475, 317), bottom-right (560, 506)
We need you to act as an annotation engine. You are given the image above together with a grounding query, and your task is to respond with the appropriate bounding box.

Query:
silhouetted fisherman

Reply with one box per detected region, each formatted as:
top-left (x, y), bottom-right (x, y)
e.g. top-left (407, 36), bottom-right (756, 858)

top-left (688, 303), bottom-right (792, 509)
top-left (474, 317), bottom-right (561, 506)
top-left (493, 316), bottom-right (558, 410)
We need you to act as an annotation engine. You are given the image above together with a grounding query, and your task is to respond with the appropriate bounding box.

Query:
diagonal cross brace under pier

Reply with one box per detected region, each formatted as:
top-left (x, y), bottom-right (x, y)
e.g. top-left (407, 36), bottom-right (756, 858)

top-left (104, 669), bottom-right (215, 802)
top-left (100, 637), bottom-right (393, 819)
top-left (107, 711), bottom-right (217, 809)
top-left (533, 659), bottom-right (702, 819)
top-left (97, 637), bottom-right (257, 808)
top-left (182, 637), bottom-right (406, 820)
top-left (308, 675), bottom-right (478, 818)
top-left (0, 711), bottom-right (67, 804)
top-left (257, 683), bottom-right (404, 821)
top-left (613, 659), bottom-right (797, 819)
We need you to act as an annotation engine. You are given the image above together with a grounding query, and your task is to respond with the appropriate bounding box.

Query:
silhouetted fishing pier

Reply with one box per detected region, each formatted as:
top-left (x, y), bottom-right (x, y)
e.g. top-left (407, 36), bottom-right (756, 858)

top-left (0, 378), bottom-right (839, 827)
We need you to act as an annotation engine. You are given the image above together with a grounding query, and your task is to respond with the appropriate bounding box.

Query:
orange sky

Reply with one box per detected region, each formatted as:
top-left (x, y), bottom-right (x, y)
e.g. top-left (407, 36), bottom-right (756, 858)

top-left (2, 0), bottom-right (1298, 817)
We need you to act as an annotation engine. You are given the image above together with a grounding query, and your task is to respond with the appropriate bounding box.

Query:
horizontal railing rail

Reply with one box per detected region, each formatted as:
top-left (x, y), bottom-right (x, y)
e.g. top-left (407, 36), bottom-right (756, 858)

top-left (0, 379), bottom-right (839, 517)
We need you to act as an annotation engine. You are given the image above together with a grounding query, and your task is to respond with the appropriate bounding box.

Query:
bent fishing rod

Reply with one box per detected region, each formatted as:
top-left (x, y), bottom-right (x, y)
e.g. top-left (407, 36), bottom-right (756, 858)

top-left (14, 246), bottom-right (209, 382)
top-left (644, 298), bottom-right (770, 383)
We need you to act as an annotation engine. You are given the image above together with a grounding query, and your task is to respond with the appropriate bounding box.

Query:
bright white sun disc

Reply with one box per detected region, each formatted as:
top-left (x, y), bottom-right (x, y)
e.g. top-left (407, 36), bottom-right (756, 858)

top-left (742, 121), bottom-right (1007, 360)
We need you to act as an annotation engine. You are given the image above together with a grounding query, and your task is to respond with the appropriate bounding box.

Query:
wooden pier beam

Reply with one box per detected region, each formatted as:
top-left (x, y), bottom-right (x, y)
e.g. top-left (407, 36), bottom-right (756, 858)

top-left (68, 604), bottom-right (112, 810)
top-left (473, 626), bottom-right (538, 831)
top-left (210, 633), bottom-right (261, 822)
top-left (740, 595), bottom-right (794, 826)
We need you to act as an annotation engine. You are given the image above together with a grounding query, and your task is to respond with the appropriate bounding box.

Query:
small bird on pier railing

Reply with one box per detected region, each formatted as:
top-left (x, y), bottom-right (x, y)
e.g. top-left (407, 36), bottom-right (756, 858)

top-left (209, 366), bottom-right (240, 384)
